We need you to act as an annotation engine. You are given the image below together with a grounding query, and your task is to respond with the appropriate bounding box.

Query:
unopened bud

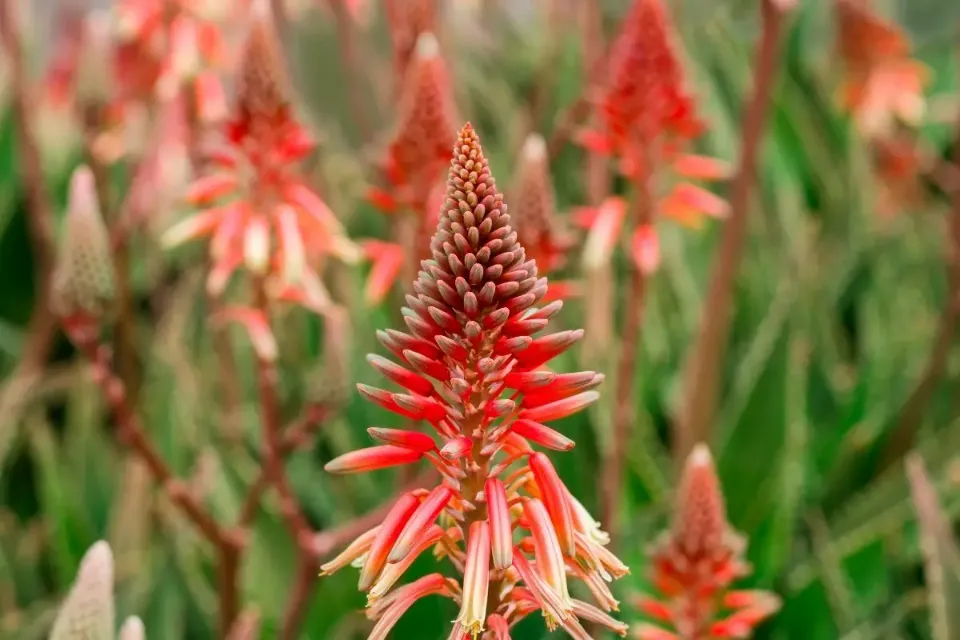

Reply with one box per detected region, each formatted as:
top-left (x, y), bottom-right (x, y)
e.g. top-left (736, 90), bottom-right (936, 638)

top-left (51, 166), bottom-right (116, 319)
top-left (119, 616), bottom-right (146, 640)
top-left (49, 541), bottom-right (115, 640)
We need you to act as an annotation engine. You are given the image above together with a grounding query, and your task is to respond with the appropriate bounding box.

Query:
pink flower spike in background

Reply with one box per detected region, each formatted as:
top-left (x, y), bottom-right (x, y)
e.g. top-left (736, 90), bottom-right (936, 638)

top-left (633, 444), bottom-right (781, 639)
top-left (322, 123), bottom-right (628, 639)
top-left (161, 0), bottom-right (359, 312)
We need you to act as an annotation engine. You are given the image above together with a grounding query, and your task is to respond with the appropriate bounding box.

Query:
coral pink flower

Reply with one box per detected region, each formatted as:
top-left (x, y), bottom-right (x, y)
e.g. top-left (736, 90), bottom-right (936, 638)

top-left (510, 133), bottom-right (577, 301)
top-left (364, 30), bottom-right (457, 302)
top-left (633, 445), bottom-right (781, 639)
top-left (162, 2), bottom-right (359, 310)
top-left (113, 0), bottom-right (236, 119)
top-left (323, 123), bottom-right (628, 639)
top-left (835, 0), bottom-right (929, 137)
top-left (577, 0), bottom-right (728, 274)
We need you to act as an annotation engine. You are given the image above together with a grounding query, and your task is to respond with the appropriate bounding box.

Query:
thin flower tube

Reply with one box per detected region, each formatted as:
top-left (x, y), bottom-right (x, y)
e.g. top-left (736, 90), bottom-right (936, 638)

top-left (323, 123), bottom-right (628, 639)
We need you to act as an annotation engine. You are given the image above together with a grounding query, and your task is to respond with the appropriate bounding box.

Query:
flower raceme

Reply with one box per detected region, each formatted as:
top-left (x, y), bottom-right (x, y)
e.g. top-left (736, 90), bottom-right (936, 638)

top-left (364, 31), bottom-right (457, 303)
top-left (576, 0), bottom-right (729, 276)
top-left (322, 123), bottom-right (629, 639)
top-left (633, 445), bottom-right (781, 640)
top-left (509, 133), bottom-right (577, 302)
top-left (161, 1), bottom-right (359, 311)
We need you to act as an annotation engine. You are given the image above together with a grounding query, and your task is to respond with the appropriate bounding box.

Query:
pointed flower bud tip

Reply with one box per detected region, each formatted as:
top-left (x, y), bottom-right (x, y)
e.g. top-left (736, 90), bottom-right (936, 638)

top-left (414, 31), bottom-right (439, 59)
top-left (522, 133), bottom-right (547, 161)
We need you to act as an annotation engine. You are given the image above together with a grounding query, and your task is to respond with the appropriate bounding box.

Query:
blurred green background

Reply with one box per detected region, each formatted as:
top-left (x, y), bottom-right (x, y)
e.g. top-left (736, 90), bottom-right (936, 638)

top-left (2, 0), bottom-right (960, 638)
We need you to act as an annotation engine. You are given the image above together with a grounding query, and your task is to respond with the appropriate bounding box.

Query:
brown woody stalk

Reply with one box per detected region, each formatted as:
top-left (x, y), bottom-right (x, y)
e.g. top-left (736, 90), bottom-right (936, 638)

top-left (673, 0), bottom-right (790, 464)
top-left (0, 0), bottom-right (59, 426)
top-left (238, 403), bottom-right (332, 527)
top-left (877, 93), bottom-right (960, 474)
top-left (251, 284), bottom-right (319, 640)
top-left (67, 330), bottom-right (244, 632)
top-left (601, 154), bottom-right (654, 546)
top-left (182, 90), bottom-right (245, 442)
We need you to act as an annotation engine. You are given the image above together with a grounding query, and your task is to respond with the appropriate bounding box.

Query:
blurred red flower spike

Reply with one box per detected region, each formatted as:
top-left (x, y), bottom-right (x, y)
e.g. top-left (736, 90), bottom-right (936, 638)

top-left (510, 419), bottom-right (575, 452)
top-left (324, 445), bottom-right (424, 475)
top-left (389, 485), bottom-right (454, 562)
top-left (366, 427), bottom-right (436, 453)
top-left (631, 224), bottom-right (661, 276)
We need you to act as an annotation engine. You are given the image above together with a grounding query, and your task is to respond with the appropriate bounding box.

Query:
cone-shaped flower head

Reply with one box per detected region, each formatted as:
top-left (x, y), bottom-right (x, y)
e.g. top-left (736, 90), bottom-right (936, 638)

top-left (578, 0), bottom-right (728, 276)
top-left (162, 0), bottom-right (359, 309)
top-left (322, 123), bottom-right (627, 639)
top-left (834, 0), bottom-right (928, 137)
top-left (49, 540), bottom-right (115, 640)
top-left (374, 31), bottom-right (457, 216)
top-left (509, 133), bottom-right (572, 276)
top-left (634, 444), bottom-right (781, 639)
top-left (588, 0), bottom-right (702, 172)
top-left (52, 166), bottom-right (117, 321)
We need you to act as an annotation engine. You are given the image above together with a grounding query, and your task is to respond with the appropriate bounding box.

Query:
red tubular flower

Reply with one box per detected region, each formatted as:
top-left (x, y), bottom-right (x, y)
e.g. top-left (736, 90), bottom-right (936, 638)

top-left (161, 1), bottom-right (359, 311)
top-left (834, 0), bottom-right (928, 138)
top-left (634, 444), bottom-right (781, 639)
top-left (577, 0), bottom-right (728, 274)
top-left (322, 123), bottom-right (628, 638)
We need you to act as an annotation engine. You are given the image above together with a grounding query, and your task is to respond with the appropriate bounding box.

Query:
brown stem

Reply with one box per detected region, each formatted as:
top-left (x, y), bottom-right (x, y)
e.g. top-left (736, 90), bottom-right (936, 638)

top-left (600, 174), bottom-right (653, 548)
top-left (0, 0), bottom-right (59, 423)
top-left (182, 87), bottom-right (245, 443)
top-left (238, 403), bottom-right (332, 527)
top-left (251, 284), bottom-right (319, 639)
top-left (673, 0), bottom-right (789, 464)
top-left (324, 0), bottom-right (374, 144)
top-left (65, 322), bottom-right (242, 557)
top-left (876, 100), bottom-right (960, 474)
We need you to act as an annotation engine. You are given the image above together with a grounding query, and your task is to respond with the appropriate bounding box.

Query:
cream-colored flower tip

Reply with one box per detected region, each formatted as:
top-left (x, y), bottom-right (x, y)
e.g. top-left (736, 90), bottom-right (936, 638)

top-left (522, 133), bottom-right (547, 161)
top-left (49, 541), bottom-right (115, 640)
top-left (119, 616), bottom-right (146, 640)
top-left (688, 442), bottom-right (714, 468)
top-left (414, 31), bottom-right (440, 59)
